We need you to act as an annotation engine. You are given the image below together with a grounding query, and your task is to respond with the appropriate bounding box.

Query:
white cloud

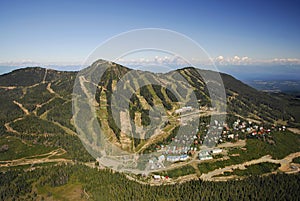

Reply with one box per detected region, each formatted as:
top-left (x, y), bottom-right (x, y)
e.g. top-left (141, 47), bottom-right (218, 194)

top-left (269, 58), bottom-right (300, 65)
top-left (213, 56), bottom-right (300, 66)
top-left (216, 55), bottom-right (224, 61)
top-left (241, 56), bottom-right (249, 61)
top-left (233, 56), bottom-right (240, 61)
top-left (1, 56), bottom-right (300, 70)
top-left (214, 55), bottom-right (251, 65)
top-left (117, 55), bottom-right (189, 68)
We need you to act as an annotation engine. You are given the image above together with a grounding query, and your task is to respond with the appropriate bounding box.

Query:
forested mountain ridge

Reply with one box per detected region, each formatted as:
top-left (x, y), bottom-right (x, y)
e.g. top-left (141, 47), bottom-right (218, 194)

top-left (79, 60), bottom-right (299, 151)
top-left (0, 61), bottom-right (299, 157)
top-left (0, 60), bottom-right (299, 200)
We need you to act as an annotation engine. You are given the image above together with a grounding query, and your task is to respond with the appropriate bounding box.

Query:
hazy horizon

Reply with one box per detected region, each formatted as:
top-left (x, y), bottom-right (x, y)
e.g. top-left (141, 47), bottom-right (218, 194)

top-left (1, 63), bottom-right (300, 83)
top-left (1, 0), bottom-right (299, 92)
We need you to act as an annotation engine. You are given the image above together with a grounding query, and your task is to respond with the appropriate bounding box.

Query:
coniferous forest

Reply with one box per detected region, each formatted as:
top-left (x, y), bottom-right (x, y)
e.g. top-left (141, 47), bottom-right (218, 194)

top-left (0, 164), bottom-right (299, 201)
top-left (0, 66), bottom-right (299, 200)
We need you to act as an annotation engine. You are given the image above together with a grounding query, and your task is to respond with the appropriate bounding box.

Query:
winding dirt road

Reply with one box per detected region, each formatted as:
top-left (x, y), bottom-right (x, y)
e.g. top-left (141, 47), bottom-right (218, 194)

top-left (200, 152), bottom-right (300, 181)
top-left (0, 148), bottom-right (72, 168)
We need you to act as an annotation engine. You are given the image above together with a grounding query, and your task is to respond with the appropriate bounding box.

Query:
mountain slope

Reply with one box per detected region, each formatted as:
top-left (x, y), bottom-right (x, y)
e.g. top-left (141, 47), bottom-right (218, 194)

top-left (0, 61), bottom-right (300, 200)
top-left (0, 67), bottom-right (93, 162)
top-left (90, 61), bottom-right (299, 153)
top-left (0, 61), bottom-right (299, 158)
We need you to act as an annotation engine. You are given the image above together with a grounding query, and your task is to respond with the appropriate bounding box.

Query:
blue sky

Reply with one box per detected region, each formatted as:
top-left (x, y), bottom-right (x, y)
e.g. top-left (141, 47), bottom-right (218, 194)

top-left (0, 0), bottom-right (300, 69)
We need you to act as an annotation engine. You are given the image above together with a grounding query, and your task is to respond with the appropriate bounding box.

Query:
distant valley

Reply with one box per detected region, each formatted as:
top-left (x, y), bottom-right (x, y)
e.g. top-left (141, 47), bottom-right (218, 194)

top-left (245, 80), bottom-right (300, 95)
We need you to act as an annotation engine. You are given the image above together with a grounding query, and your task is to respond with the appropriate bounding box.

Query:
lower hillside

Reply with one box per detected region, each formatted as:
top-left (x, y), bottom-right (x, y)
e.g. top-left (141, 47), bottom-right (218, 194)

top-left (0, 164), bottom-right (299, 201)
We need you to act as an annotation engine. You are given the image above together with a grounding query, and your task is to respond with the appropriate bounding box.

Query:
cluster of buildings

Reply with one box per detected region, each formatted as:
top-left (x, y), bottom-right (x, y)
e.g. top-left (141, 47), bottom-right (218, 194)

top-left (155, 129), bottom-right (198, 155)
top-left (201, 120), bottom-right (226, 145)
top-left (153, 174), bottom-right (169, 181)
top-left (146, 114), bottom-right (289, 171)
top-left (148, 155), bottom-right (165, 170)
top-left (148, 148), bottom-right (223, 172)
top-left (166, 154), bottom-right (189, 162)
top-left (221, 119), bottom-right (287, 141)
top-left (198, 148), bottom-right (222, 161)
top-left (147, 154), bottom-right (189, 170)
top-left (198, 150), bottom-right (212, 161)
top-left (163, 144), bottom-right (196, 155)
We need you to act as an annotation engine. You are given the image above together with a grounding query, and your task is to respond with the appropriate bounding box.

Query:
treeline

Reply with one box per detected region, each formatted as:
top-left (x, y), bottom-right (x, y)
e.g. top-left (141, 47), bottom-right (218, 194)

top-left (0, 164), bottom-right (299, 201)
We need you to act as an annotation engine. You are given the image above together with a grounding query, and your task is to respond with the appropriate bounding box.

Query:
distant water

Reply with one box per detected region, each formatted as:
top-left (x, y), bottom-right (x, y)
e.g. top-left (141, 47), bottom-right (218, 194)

top-left (218, 65), bottom-right (300, 81)
top-left (0, 66), bottom-right (24, 75)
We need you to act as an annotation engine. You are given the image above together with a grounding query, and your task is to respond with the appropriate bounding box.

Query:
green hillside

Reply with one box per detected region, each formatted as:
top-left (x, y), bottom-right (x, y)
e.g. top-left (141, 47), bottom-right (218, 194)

top-left (0, 60), bottom-right (299, 200)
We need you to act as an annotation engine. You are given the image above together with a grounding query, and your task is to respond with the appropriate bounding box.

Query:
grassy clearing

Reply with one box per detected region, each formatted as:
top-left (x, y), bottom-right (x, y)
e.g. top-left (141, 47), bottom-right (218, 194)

top-left (245, 131), bottom-right (300, 159)
top-left (0, 162), bottom-right (58, 172)
top-left (225, 162), bottom-right (280, 177)
top-left (158, 165), bottom-right (195, 178)
top-left (38, 182), bottom-right (84, 201)
top-left (199, 131), bottom-right (300, 173)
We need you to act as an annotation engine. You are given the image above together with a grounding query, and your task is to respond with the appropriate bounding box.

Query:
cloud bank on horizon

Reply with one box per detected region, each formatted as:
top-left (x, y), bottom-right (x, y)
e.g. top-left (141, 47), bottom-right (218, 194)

top-left (1, 56), bottom-right (300, 68)
top-left (1, 55), bottom-right (300, 82)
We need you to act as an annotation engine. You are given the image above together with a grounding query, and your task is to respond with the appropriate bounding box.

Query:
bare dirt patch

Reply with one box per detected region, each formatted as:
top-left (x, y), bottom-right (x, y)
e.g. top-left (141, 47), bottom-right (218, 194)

top-left (288, 128), bottom-right (300, 135)
top-left (217, 140), bottom-right (246, 148)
